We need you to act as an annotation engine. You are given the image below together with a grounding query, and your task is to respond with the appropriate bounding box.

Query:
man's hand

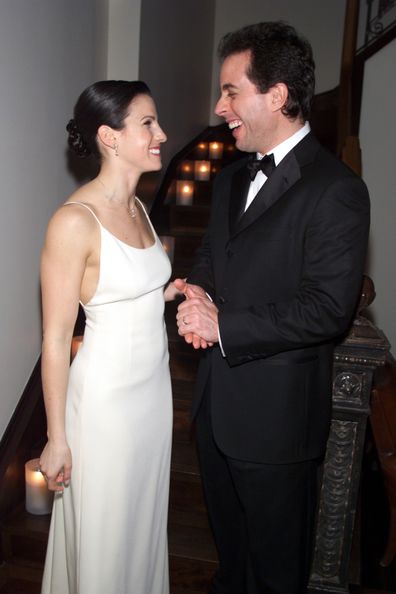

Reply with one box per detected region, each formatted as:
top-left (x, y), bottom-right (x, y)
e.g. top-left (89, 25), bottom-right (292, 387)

top-left (177, 296), bottom-right (219, 344)
top-left (174, 279), bottom-right (215, 349)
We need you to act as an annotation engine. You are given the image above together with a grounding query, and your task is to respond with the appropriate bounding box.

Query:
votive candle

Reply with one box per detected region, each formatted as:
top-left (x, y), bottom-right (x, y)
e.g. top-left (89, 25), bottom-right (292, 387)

top-left (25, 458), bottom-right (53, 515)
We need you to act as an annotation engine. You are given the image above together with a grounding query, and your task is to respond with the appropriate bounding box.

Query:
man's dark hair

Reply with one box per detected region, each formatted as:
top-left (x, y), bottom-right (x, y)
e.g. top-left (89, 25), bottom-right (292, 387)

top-left (218, 22), bottom-right (315, 121)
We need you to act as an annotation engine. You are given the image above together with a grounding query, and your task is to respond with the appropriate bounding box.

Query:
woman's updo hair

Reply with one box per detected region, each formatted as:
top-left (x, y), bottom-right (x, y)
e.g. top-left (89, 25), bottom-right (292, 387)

top-left (66, 80), bottom-right (151, 158)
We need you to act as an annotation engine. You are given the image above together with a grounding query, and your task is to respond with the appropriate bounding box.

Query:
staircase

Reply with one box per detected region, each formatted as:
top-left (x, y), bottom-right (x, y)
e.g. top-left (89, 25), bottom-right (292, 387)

top-left (162, 133), bottom-right (243, 593)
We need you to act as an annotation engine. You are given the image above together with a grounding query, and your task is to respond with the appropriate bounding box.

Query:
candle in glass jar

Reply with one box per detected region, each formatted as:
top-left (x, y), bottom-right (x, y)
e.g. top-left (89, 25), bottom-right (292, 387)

top-left (194, 161), bottom-right (210, 181)
top-left (25, 458), bottom-right (53, 515)
top-left (209, 142), bottom-right (223, 159)
top-left (176, 181), bottom-right (194, 205)
top-left (180, 160), bottom-right (194, 179)
top-left (195, 142), bottom-right (208, 159)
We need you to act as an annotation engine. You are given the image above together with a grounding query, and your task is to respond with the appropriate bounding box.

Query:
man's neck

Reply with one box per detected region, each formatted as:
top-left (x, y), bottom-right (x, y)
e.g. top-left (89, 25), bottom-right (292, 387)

top-left (258, 122), bottom-right (310, 166)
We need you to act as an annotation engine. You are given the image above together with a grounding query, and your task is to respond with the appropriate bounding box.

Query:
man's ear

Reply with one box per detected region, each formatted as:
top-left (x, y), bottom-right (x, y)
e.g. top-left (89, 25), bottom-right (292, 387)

top-left (269, 83), bottom-right (288, 112)
top-left (97, 124), bottom-right (118, 150)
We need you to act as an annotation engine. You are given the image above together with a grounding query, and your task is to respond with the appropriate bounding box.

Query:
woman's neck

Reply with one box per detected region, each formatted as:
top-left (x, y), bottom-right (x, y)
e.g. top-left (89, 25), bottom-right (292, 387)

top-left (96, 163), bottom-right (139, 208)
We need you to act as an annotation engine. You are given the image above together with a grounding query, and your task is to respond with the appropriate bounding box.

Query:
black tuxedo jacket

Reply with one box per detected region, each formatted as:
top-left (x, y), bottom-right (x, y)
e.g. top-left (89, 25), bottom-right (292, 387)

top-left (188, 133), bottom-right (370, 464)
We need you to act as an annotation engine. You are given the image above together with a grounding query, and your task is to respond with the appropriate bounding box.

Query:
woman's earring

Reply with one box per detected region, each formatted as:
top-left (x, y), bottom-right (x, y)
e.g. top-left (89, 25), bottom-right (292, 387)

top-left (113, 142), bottom-right (119, 157)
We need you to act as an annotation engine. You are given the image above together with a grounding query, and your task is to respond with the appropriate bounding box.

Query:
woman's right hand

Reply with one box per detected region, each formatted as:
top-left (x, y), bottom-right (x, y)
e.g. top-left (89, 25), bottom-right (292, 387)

top-left (39, 440), bottom-right (72, 492)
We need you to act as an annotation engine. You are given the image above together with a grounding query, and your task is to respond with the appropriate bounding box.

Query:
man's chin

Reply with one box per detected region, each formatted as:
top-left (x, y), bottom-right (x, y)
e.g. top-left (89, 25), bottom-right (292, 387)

top-left (235, 140), bottom-right (253, 153)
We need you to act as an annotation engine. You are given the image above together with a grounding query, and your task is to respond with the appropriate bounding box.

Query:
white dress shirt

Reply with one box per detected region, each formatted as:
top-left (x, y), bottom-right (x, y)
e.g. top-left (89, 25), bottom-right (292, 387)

top-left (244, 122), bottom-right (311, 211)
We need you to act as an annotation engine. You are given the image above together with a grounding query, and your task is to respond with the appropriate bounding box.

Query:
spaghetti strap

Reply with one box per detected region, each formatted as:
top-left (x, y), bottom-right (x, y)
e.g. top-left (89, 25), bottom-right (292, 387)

top-left (64, 201), bottom-right (102, 227)
top-left (135, 197), bottom-right (157, 237)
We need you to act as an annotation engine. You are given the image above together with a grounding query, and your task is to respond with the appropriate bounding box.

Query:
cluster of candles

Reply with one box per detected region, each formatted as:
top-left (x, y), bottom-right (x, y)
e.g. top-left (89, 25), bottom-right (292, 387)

top-left (176, 141), bottom-right (224, 205)
top-left (195, 141), bottom-right (224, 160)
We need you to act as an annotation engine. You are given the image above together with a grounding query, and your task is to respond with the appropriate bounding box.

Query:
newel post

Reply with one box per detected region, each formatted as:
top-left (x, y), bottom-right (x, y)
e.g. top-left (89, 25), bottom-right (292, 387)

top-left (308, 277), bottom-right (390, 593)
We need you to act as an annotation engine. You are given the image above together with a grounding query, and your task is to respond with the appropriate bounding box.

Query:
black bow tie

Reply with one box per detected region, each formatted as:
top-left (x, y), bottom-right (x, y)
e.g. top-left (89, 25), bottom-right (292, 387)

top-left (247, 153), bottom-right (276, 181)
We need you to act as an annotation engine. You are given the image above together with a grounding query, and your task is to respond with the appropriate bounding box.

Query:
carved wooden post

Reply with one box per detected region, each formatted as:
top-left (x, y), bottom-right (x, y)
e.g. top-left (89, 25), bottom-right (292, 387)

top-left (308, 280), bottom-right (390, 593)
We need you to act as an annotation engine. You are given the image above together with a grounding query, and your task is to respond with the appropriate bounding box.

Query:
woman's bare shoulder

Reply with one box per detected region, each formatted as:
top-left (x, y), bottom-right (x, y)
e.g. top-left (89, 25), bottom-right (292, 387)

top-left (46, 183), bottom-right (100, 243)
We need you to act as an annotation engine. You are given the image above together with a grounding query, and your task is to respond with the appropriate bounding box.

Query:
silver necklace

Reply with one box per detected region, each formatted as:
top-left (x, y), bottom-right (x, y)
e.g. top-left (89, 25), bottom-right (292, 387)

top-left (97, 177), bottom-right (137, 220)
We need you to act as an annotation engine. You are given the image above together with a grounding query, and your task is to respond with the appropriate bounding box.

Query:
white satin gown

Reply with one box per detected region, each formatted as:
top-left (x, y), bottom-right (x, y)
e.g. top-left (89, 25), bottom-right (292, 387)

top-left (41, 199), bottom-right (172, 594)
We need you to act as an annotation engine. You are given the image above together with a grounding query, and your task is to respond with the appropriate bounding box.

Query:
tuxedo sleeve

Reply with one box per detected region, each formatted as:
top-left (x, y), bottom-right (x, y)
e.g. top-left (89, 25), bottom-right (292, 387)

top-left (219, 176), bottom-right (370, 366)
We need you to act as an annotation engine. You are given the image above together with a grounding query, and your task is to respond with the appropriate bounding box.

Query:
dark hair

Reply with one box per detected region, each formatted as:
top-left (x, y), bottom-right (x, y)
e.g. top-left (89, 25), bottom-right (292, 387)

top-left (66, 80), bottom-right (152, 158)
top-left (218, 22), bottom-right (315, 121)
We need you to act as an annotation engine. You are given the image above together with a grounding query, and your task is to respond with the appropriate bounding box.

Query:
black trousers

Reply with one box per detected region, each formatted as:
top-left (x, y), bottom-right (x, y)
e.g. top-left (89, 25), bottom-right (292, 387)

top-left (195, 388), bottom-right (319, 594)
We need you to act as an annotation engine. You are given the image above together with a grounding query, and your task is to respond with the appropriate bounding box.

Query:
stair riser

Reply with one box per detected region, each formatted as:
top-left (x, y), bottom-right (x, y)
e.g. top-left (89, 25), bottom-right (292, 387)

top-left (170, 354), bottom-right (199, 382)
top-left (2, 532), bottom-right (46, 566)
top-left (170, 208), bottom-right (210, 232)
top-left (173, 236), bottom-right (203, 261)
top-left (5, 563), bottom-right (43, 584)
top-left (173, 403), bottom-right (193, 443)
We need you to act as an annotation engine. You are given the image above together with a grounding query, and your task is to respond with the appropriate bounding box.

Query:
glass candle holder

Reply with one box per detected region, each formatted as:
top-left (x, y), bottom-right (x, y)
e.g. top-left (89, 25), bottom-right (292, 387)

top-left (209, 142), bottom-right (224, 159)
top-left (194, 160), bottom-right (210, 181)
top-left (176, 181), bottom-right (194, 205)
top-left (180, 160), bottom-right (194, 180)
top-left (194, 142), bottom-right (208, 159)
top-left (25, 458), bottom-right (53, 515)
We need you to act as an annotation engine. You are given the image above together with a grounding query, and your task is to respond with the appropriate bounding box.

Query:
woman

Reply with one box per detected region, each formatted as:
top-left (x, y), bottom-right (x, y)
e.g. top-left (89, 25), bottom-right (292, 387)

top-left (39, 80), bottom-right (176, 594)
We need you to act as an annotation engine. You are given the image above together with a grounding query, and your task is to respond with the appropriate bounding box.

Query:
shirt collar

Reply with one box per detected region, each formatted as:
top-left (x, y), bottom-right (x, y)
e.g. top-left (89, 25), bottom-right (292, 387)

top-left (257, 121), bottom-right (311, 166)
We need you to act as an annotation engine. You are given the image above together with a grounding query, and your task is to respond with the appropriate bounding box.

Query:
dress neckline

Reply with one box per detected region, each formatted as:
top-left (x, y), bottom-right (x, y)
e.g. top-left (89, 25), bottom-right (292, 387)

top-left (65, 197), bottom-right (157, 251)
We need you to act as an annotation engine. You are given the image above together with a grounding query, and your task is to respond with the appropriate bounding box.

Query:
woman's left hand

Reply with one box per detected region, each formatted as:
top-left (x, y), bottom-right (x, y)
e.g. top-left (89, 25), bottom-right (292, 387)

top-left (164, 280), bottom-right (184, 302)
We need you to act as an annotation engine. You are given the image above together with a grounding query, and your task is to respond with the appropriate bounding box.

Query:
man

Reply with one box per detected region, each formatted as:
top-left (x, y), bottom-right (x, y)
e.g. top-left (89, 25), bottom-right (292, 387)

top-left (175, 21), bottom-right (370, 594)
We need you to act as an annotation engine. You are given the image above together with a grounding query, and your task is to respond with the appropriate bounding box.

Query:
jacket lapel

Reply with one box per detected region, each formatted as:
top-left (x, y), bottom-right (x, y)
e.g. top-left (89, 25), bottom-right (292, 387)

top-left (232, 133), bottom-right (319, 237)
top-left (228, 163), bottom-right (251, 237)
top-left (236, 150), bottom-right (300, 234)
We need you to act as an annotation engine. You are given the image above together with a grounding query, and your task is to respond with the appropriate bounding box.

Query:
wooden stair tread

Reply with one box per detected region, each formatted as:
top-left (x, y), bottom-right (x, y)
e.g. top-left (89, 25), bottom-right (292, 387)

top-left (168, 521), bottom-right (217, 563)
top-left (1, 507), bottom-right (50, 538)
top-left (169, 555), bottom-right (216, 594)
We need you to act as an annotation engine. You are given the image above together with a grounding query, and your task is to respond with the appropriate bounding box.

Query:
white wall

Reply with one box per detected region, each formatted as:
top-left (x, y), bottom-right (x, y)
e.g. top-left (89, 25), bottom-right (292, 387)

top-left (107, 0), bottom-right (141, 79)
top-left (0, 0), bottom-right (100, 438)
top-left (209, 0), bottom-right (347, 123)
top-left (138, 0), bottom-right (215, 204)
top-left (360, 39), bottom-right (396, 354)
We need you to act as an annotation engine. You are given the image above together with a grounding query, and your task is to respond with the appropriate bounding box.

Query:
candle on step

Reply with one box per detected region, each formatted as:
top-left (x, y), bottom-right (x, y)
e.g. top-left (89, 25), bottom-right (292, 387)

top-left (180, 160), bottom-right (194, 180)
top-left (194, 161), bottom-right (210, 181)
top-left (25, 458), bottom-right (53, 515)
top-left (176, 181), bottom-right (194, 205)
top-left (209, 142), bottom-right (223, 159)
top-left (195, 142), bottom-right (208, 159)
